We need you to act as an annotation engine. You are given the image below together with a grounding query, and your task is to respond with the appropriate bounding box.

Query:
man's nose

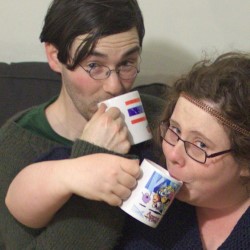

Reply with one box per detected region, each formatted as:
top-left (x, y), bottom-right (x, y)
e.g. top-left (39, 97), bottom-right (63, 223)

top-left (102, 70), bottom-right (125, 95)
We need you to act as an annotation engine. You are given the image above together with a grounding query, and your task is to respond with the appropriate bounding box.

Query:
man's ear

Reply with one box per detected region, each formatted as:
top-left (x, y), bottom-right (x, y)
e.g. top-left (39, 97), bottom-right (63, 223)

top-left (240, 164), bottom-right (250, 178)
top-left (45, 43), bottom-right (62, 73)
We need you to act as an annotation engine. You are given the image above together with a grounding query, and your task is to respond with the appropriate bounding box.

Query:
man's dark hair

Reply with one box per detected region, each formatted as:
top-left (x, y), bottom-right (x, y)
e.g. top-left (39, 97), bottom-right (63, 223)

top-left (40, 0), bottom-right (145, 69)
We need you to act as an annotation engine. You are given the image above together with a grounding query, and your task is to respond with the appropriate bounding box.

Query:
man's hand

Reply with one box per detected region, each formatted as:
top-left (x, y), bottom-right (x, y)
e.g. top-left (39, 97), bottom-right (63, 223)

top-left (81, 104), bottom-right (131, 154)
top-left (61, 154), bottom-right (141, 206)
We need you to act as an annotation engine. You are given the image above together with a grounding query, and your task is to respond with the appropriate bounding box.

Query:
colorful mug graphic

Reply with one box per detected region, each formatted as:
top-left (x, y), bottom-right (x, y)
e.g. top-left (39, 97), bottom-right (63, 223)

top-left (120, 159), bottom-right (183, 228)
top-left (131, 171), bottom-right (180, 225)
top-left (125, 97), bottom-right (146, 125)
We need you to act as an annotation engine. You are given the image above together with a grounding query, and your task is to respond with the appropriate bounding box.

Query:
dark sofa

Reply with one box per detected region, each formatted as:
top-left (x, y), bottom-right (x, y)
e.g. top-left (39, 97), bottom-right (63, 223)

top-left (0, 62), bottom-right (169, 127)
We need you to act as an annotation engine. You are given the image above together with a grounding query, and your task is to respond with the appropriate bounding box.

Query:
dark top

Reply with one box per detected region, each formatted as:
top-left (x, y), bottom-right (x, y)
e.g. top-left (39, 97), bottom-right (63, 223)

top-left (0, 93), bottom-right (165, 249)
top-left (116, 200), bottom-right (250, 250)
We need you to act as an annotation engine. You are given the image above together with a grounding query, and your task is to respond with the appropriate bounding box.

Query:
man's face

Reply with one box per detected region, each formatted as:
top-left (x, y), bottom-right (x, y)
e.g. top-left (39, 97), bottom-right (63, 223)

top-left (60, 27), bottom-right (140, 121)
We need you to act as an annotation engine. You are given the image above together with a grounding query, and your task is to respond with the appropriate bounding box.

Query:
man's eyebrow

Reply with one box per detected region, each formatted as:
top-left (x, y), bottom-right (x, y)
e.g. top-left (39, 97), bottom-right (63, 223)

top-left (89, 46), bottom-right (141, 59)
top-left (122, 46), bottom-right (141, 58)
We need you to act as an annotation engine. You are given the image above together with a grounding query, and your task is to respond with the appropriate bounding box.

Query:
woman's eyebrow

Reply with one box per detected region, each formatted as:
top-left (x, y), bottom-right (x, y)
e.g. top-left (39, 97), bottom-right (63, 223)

top-left (169, 119), bottom-right (179, 127)
top-left (189, 130), bottom-right (214, 144)
top-left (170, 119), bottom-right (215, 145)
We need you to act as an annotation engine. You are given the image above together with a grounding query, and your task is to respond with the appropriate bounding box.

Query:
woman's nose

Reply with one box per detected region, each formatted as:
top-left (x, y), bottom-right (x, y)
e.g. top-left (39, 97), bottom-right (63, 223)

top-left (162, 140), bottom-right (186, 167)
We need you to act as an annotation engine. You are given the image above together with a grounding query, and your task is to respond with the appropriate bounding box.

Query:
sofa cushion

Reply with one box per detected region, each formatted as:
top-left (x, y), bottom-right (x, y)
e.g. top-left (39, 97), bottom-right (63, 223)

top-left (0, 62), bottom-right (61, 126)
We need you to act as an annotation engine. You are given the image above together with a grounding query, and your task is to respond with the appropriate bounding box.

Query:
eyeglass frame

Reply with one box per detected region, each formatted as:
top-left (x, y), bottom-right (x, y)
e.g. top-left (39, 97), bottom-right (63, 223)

top-left (160, 121), bottom-right (232, 164)
top-left (78, 63), bottom-right (140, 80)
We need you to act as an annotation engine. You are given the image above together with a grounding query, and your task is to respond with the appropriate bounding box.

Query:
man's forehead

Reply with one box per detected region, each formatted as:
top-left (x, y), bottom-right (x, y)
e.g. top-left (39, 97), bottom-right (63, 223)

top-left (95, 27), bottom-right (139, 48)
top-left (72, 27), bottom-right (140, 52)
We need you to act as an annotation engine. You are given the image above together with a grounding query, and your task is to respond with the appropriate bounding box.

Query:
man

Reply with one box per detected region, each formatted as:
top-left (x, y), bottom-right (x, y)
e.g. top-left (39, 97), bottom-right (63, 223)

top-left (0, 0), bottom-right (165, 249)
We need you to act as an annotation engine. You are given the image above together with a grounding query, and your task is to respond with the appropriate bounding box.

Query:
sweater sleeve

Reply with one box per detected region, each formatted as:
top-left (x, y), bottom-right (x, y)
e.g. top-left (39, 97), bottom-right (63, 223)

top-left (23, 197), bottom-right (126, 250)
top-left (71, 139), bottom-right (122, 157)
top-left (0, 123), bottom-right (126, 250)
top-left (70, 139), bottom-right (139, 160)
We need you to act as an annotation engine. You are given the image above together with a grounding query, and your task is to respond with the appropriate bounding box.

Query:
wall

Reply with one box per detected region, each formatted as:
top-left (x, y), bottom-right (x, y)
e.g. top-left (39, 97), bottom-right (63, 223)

top-left (1, 0), bottom-right (250, 86)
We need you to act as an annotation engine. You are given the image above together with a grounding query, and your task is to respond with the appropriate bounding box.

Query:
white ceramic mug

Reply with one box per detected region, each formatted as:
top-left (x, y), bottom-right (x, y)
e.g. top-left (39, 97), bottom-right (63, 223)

top-left (120, 159), bottom-right (183, 228)
top-left (98, 91), bottom-right (152, 145)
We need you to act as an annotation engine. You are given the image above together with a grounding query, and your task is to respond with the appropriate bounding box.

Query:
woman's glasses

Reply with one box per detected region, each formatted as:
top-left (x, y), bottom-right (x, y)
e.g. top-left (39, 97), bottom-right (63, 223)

top-left (160, 121), bottom-right (232, 164)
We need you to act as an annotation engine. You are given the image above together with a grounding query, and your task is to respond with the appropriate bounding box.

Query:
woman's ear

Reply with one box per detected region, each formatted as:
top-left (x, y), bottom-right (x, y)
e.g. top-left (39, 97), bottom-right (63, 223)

top-left (44, 43), bottom-right (62, 73)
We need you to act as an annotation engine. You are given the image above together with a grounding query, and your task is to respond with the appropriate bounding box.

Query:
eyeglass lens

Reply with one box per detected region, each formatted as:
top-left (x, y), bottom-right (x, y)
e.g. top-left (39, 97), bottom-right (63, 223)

top-left (90, 65), bottom-right (138, 80)
top-left (160, 124), bottom-right (206, 163)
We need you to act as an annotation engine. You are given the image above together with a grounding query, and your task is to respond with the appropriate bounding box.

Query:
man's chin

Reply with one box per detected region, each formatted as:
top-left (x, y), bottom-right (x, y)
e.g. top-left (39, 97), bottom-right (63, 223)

top-left (86, 107), bottom-right (98, 120)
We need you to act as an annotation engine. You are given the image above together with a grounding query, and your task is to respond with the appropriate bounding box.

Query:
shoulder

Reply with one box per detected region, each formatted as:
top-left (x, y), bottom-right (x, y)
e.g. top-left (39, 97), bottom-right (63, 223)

top-left (133, 83), bottom-right (169, 117)
top-left (140, 93), bottom-right (165, 110)
top-left (140, 93), bottom-right (166, 130)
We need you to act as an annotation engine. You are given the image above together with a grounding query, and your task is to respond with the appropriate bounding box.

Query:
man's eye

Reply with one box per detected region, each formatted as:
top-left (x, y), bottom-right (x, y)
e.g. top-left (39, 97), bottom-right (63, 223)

top-left (87, 63), bottom-right (100, 69)
top-left (120, 60), bottom-right (137, 67)
top-left (124, 61), bottom-right (132, 66)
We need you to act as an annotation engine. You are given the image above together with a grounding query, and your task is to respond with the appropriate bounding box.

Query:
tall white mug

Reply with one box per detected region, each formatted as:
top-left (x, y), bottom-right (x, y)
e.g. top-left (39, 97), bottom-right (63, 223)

top-left (98, 91), bottom-right (152, 145)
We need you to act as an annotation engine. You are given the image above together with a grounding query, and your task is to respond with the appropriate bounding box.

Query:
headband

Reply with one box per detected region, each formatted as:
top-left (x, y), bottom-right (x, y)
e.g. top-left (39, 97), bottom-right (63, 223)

top-left (180, 92), bottom-right (250, 137)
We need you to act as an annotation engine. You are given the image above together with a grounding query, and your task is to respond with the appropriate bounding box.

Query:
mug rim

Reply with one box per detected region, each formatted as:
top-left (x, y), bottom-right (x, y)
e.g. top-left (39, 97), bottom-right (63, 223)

top-left (143, 158), bottom-right (183, 185)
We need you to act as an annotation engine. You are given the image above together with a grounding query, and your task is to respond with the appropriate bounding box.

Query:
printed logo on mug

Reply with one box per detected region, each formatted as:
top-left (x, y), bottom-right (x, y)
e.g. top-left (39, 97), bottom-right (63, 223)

top-left (120, 159), bottom-right (183, 228)
top-left (98, 91), bottom-right (152, 144)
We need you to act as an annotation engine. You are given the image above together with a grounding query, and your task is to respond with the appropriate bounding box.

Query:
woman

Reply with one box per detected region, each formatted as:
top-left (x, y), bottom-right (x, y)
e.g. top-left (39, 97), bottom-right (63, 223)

top-left (117, 52), bottom-right (250, 250)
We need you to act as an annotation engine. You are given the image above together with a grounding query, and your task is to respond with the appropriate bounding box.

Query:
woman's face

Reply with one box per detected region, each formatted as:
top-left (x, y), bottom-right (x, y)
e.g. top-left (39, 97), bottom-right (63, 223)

top-left (162, 97), bottom-right (247, 209)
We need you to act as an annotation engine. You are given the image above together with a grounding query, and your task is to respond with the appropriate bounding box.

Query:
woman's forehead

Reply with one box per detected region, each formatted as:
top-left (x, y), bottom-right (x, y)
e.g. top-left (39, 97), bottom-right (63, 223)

top-left (171, 97), bottom-right (230, 143)
top-left (172, 97), bottom-right (218, 123)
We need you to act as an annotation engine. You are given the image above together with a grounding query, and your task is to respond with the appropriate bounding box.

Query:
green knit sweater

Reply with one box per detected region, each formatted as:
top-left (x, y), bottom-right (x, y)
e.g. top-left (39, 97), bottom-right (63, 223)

top-left (0, 94), bottom-right (165, 249)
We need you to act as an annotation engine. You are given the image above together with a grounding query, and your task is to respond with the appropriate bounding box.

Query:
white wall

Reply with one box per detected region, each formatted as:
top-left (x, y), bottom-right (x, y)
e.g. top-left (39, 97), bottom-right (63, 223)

top-left (1, 0), bottom-right (250, 86)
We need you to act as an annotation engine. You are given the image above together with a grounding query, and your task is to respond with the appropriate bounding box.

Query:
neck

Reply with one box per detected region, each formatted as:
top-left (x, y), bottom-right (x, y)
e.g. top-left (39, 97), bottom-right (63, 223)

top-left (45, 94), bottom-right (87, 141)
top-left (196, 197), bottom-right (250, 220)
top-left (196, 197), bottom-right (250, 250)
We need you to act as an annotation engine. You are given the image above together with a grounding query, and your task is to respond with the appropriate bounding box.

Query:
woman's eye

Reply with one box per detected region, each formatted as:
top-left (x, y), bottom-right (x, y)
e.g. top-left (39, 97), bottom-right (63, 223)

top-left (196, 141), bottom-right (207, 149)
top-left (170, 126), bottom-right (180, 135)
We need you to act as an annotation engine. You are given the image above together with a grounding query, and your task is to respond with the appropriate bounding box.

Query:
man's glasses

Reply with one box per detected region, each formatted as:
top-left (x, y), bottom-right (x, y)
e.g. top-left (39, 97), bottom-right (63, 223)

top-left (160, 121), bottom-right (232, 164)
top-left (79, 64), bottom-right (139, 80)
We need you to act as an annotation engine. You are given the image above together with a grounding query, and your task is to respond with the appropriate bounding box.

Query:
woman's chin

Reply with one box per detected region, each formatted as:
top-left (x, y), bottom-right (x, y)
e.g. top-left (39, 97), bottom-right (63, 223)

top-left (175, 186), bottom-right (189, 202)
